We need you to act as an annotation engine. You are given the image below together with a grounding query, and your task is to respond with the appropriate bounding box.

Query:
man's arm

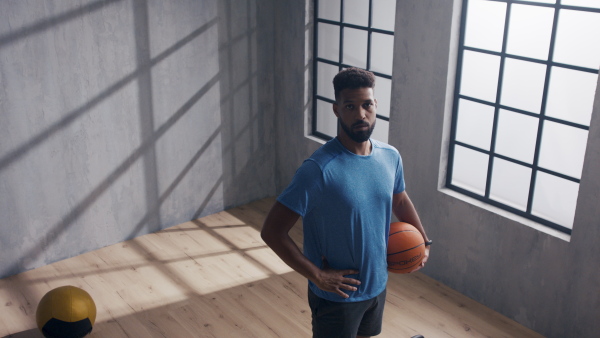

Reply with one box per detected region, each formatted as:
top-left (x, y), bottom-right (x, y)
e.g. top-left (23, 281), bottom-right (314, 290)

top-left (261, 201), bottom-right (360, 298)
top-left (392, 191), bottom-right (430, 271)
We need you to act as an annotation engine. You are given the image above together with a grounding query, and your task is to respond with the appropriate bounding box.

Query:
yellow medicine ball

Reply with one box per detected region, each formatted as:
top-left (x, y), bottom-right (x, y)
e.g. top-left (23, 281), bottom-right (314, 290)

top-left (36, 285), bottom-right (96, 338)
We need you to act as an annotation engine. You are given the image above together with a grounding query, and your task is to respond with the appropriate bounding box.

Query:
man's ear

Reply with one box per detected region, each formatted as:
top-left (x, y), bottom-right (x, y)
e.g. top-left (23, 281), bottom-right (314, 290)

top-left (332, 102), bottom-right (340, 118)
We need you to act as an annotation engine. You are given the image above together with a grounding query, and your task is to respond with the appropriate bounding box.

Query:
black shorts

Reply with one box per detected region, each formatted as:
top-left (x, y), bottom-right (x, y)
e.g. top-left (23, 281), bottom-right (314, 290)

top-left (308, 288), bottom-right (387, 338)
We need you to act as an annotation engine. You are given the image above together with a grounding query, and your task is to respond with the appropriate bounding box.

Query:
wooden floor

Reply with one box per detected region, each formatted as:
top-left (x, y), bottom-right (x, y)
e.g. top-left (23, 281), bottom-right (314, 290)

top-left (0, 197), bottom-right (543, 338)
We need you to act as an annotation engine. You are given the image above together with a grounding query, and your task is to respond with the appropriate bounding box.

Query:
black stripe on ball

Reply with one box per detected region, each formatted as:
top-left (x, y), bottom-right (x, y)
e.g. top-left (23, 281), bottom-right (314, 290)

top-left (41, 317), bottom-right (93, 338)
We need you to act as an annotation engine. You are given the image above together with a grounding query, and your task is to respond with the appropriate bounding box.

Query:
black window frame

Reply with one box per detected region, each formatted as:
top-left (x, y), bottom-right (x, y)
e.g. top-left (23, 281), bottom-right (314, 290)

top-left (312, 0), bottom-right (394, 141)
top-left (447, 0), bottom-right (600, 235)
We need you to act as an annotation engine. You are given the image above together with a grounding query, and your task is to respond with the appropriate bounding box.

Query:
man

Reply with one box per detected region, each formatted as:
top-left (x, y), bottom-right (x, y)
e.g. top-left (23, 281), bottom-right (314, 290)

top-left (261, 67), bottom-right (431, 338)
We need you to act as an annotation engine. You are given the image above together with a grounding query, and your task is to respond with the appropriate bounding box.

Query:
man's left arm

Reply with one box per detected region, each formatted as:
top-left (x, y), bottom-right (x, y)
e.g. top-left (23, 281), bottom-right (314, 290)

top-left (392, 191), bottom-right (430, 271)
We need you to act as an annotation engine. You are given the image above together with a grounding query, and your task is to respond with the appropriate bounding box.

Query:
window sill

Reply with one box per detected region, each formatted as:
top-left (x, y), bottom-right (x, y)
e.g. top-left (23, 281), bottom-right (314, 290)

top-left (304, 134), bottom-right (327, 145)
top-left (438, 187), bottom-right (571, 242)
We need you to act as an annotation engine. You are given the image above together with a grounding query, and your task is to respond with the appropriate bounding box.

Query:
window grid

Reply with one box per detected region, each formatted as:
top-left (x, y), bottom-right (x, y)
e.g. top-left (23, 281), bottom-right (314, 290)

top-left (312, 0), bottom-right (394, 141)
top-left (447, 0), bottom-right (600, 235)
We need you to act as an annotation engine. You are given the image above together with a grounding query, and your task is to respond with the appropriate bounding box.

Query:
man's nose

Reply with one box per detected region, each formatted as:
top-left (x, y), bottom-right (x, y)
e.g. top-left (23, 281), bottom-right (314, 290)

top-left (357, 107), bottom-right (367, 120)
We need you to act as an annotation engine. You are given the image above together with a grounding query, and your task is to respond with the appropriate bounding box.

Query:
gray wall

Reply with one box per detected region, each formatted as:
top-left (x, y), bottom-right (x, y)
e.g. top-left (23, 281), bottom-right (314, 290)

top-left (391, 1), bottom-right (600, 337)
top-left (273, 0), bottom-right (321, 190)
top-left (0, 0), bottom-right (277, 278)
top-left (274, 1), bottom-right (600, 337)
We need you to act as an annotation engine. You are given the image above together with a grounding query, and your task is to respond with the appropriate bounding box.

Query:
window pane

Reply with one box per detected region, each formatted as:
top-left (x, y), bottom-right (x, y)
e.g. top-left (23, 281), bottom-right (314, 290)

top-left (343, 28), bottom-right (368, 68)
top-left (375, 76), bottom-right (392, 118)
top-left (495, 109), bottom-right (539, 164)
top-left (506, 4), bottom-right (554, 60)
top-left (554, 10), bottom-right (600, 70)
top-left (545, 66), bottom-right (598, 126)
top-left (344, 0), bottom-right (369, 26)
top-left (318, 0), bottom-right (340, 21)
top-left (372, 0), bottom-right (396, 31)
top-left (464, 0), bottom-right (506, 52)
top-left (318, 23), bottom-right (340, 62)
top-left (372, 118), bottom-right (389, 143)
top-left (489, 158), bottom-right (532, 211)
top-left (370, 33), bottom-right (394, 74)
top-left (460, 50), bottom-right (501, 102)
top-left (501, 58), bottom-right (546, 113)
top-left (532, 172), bottom-right (580, 229)
top-left (451, 145), bottom-right (489, 195)
top-left (317, 62), bottom-right (339, 101)
top-left (455, 99), bottom-right (494, 150)
top-left (561, 0), bottom-right (600, 10)
top-left (538, 121), bottom-right (588, 179)
top-left (316, 99), bottom-right (337, 137)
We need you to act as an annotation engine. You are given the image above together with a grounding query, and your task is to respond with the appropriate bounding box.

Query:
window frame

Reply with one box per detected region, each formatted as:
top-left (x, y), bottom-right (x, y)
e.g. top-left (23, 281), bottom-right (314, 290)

top-left (312, 0), bottom-right (394, 141)
top-left (446, 0), bottom-right (600, 235)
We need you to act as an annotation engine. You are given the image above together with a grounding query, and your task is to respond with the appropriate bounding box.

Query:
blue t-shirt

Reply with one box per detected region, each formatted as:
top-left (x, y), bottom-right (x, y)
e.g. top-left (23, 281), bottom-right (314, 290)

top-left (277, 138), bottom-right (405, 302)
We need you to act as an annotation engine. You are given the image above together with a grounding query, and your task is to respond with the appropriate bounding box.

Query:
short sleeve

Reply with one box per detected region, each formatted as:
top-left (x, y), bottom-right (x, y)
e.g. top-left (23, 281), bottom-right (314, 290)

top-left (394, 153), bottom-right (405, 194)
top-left (277, 160), bottom-right (324, 217)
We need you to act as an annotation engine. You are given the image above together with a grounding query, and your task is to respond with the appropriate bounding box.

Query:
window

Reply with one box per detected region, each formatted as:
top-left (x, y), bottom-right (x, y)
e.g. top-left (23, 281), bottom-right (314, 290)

top-left (447, 0), bottom-right (600, 235)
top-left (312, 0), bottom-right (396, 142)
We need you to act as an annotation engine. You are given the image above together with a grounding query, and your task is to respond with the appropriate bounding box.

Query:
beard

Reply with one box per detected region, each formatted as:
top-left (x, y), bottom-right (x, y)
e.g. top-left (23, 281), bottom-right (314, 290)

top-left (339, 118), bottom-right (376, 143)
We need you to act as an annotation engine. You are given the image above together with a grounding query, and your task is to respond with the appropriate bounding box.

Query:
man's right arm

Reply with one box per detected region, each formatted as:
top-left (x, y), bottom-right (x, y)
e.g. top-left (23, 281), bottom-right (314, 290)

top-left (260, 201), bottom-right (360, 298)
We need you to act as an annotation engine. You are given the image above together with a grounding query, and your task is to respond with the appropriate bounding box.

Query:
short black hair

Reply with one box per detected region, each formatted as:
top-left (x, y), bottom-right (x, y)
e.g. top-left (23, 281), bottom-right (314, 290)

top-left (332, 67), bottom-right (376, 101)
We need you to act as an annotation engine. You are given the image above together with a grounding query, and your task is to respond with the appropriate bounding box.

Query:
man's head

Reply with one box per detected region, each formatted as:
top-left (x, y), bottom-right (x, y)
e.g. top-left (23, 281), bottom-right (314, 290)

top-left (332, 68), bottom-right (377, 143)
top-left (333, 67), bottom-right (376, 102)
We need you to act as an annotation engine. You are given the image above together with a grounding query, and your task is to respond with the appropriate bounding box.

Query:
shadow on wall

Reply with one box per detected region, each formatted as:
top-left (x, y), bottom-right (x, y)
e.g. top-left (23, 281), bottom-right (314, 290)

top-left (0, 0), bottom-right (273, 279)
top-left (217, 0), bottom-right (276, 210)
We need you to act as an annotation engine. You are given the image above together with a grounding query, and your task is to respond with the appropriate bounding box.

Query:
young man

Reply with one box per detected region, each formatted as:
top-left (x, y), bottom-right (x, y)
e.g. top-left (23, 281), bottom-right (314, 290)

top-left (261, 67), bottom-right (431, 338)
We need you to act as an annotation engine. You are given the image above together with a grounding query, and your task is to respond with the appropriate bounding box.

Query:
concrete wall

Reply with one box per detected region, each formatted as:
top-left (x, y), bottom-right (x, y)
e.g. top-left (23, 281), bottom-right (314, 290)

top-left (273, 0), bottom-right (321, 190)
top-left (274, 1), bottom-right (599, 336)
top-left (391, 1), bottom-right (600, 337)
top-left (0, 0), bottom-right (277, 278)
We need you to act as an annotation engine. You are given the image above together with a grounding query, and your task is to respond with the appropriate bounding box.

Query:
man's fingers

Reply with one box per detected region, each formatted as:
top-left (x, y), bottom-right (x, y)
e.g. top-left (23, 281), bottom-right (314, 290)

top-left (339, 283), bottom-right (358, 292)
top-left (316, 265), bottom-right (362, 297)
top-left (409, 259), bottom-right (427, 273)
top-left (340, 270), bottom-right (360, 285)
top-left (335, 288), bottom-right (350, 299)
top-left (341, 276), bottom-right (361, 286)
top-left (341, 269), bottom-right (359, 276)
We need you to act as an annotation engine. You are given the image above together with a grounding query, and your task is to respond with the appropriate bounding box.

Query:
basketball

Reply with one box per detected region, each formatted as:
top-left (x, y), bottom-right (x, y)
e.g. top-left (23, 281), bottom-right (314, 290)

top-left (387, 222), bottom-right (425, 274)
top-left (36, 285), bottom-right (97, 338)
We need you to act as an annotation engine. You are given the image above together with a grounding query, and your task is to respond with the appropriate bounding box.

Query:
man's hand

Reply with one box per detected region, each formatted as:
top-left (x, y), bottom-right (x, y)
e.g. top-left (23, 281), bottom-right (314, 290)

top-left (410, 246), bottom-right (430, 273)
top-left (313, 257), bottom-right (361, 299)
top-left (262, 203), bottom-right (362, 299)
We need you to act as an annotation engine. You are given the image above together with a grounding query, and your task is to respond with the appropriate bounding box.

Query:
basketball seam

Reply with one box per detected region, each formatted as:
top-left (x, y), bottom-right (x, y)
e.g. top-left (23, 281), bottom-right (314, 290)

top-left (387, 243), bottom-right (424, 256)
top-left (389, 230), bottom-right (420, 236)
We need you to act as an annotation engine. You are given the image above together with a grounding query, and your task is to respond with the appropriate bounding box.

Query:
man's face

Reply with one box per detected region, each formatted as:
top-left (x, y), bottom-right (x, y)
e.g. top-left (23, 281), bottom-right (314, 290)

top-left (333, 87), bottom-right (377, 143)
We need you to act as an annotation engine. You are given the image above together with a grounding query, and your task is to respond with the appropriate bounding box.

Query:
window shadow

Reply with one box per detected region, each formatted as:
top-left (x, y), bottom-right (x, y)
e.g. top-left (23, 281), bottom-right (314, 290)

top-left (1, 2), bottom-right (219, 278)
top-left (217, 0), bottom-right (277, 210)
top-left (0, 0), bottom-right (122, 50)
top-left (0, 14), bottom-right (218, 174)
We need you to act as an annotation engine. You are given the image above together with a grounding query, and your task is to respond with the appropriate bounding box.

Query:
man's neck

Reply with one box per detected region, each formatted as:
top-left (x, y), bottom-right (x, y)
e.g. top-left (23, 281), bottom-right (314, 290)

top-left (337, 134), bottom-right (372, 156)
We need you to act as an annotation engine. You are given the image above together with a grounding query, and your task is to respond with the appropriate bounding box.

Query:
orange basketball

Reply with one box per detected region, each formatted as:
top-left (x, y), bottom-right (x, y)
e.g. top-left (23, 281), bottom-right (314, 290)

top-left (387, 222), bottom-right (425, 274)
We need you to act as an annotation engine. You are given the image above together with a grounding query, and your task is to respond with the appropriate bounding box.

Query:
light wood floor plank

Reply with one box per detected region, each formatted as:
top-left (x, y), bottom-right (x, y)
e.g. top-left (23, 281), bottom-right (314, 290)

top-left (0, 197), bottom-right (542, 338)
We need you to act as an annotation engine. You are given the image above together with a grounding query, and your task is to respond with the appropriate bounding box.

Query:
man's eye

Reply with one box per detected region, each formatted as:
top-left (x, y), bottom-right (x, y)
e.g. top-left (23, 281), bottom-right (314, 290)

top-left (346, 105), bottom-right (354, 109)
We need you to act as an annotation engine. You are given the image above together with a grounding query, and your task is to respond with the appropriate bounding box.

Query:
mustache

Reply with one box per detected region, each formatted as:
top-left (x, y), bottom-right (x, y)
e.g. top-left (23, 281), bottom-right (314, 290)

top-left (352, 121), bottom-right (370, 128)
